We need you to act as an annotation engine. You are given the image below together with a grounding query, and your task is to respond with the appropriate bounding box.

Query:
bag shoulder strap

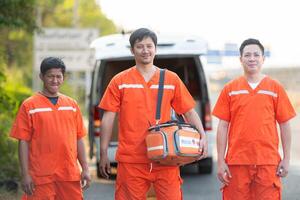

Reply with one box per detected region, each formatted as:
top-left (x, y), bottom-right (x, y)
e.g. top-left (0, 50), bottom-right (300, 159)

top-left (155, 69), bottom-right (166, 123)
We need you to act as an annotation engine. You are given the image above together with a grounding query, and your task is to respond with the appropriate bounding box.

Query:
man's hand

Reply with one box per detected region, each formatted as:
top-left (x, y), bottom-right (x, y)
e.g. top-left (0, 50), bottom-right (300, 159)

top-left (277, 158), bottom-right (290, 177)
top-left (99, 154), bottom-right (111, 179)
top-left (21, 173), bottom-right (35, 195)
top-left (81, 169), bottom-right (91, 190)
top-left (99, 111), bottom-right (116, 179)
top-left (278, 121), bottom-right (292, 178)
top-left (197, 134), bottom-right (208, 160)
top-left (217, 160), bottom-right (231, 185)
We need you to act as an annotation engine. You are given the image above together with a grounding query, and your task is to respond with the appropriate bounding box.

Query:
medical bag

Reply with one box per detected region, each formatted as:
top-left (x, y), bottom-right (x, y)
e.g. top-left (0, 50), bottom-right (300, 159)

top-left (145, 69), bottom-right (202, 166)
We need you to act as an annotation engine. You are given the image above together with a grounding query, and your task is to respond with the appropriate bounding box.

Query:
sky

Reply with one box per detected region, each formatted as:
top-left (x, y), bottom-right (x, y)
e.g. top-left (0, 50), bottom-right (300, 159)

top-left (97, 0), bottom-right (300, 67)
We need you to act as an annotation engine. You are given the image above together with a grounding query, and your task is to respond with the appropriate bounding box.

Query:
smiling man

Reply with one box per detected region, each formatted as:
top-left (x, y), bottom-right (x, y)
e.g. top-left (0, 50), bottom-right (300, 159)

top-left (213, 39), bottom-right (296, 200)
top-left (98, 28), bottom-right (207, 200)
top-left (10, 57), bottom-right (91, 199)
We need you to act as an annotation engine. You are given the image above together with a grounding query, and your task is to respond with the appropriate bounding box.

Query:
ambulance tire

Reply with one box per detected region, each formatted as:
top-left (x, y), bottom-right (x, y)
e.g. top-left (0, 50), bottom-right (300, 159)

top-left (198, 157), bottom-right (213, 174)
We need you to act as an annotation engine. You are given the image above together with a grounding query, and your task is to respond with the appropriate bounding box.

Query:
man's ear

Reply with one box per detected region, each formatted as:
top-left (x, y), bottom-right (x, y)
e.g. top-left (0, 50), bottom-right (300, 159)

top-left (130, 48), bottom-right (134, 55)
top-left (39, 73), bottom-right (43, 81)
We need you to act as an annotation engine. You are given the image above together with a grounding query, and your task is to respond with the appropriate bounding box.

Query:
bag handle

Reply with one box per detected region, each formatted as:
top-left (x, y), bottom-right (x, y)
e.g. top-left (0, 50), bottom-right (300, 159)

top-left (149, 120), bottom-right (199, 131)
top-left (155, 69), bottom-right (166, 124)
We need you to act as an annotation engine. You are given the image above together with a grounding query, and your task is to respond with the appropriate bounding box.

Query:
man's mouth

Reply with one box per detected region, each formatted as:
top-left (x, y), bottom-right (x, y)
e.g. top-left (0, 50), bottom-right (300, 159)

top-left (248, 63), bottom-right (257, 67)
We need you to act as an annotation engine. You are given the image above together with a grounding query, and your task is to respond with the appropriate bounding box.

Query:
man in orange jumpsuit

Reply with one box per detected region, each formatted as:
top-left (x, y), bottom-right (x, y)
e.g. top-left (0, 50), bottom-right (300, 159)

top-left (98, 28), bottom-right (208, 200)
top-left (213, 38), bottom-right (296, 200)
top-left (10, 57), bottom-right (91, 199)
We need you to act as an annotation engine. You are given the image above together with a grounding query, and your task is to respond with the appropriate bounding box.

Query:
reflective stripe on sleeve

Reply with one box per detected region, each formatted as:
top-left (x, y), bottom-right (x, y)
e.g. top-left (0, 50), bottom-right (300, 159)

top-left (257, 90), bottom-right (278, 97)
top-left (228, 90), bottom-right (249, 96)
top-left (118, 84), bottom-right (144, 89)
top-left (58, 106), bottom-right (77, 112)
top-left (29, 108), bottom-right (52, 114)
top-left (150, 85), bottom-right (175, 90)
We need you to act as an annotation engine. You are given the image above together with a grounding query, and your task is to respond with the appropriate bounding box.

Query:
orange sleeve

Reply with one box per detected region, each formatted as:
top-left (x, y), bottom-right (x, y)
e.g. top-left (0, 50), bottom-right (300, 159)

top-left (212, 86), bottom-right (231, 122)
top-left (75, 103), bottom-right (86, 139)
top-left (10, 102), bottom-right (32, 141)
top-left (275, 85), bottom-right (296, 123)
top-left (171, 73), bottom-right (195, 114)
top-left (99, 76), bottom-right (121, 112)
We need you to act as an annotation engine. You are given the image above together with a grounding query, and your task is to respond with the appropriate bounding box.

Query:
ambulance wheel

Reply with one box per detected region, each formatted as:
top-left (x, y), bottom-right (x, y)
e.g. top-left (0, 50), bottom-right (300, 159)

top-left (198, 157), bottom-right (213, 174)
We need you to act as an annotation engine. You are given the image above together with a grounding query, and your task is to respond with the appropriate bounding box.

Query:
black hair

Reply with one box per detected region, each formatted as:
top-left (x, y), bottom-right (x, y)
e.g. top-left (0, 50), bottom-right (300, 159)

top-left (129, 28), bottom-right (157, 48)
top-left (239, 38), bottom-right (264, 56)
top-left (40, 57), bottom-right (66, 75)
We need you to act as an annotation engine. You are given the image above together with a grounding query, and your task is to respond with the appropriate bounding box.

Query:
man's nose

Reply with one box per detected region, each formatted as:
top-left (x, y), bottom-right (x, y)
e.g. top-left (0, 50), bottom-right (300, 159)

top-left (52, 77), bottom-right (59, 82)
top-left (249, 55), bottom-right (256, 61)
top-left (142, 47), bottom-right (149, 52)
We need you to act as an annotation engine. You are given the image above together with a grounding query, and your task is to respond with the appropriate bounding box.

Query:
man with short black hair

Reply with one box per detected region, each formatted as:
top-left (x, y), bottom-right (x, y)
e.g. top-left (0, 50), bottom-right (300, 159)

top-left (11, 57), bottom-right (91, 199)
top-left (213, 38), bottom-right (296, 199)
top-left (99, 28), bottom-right (207, 199)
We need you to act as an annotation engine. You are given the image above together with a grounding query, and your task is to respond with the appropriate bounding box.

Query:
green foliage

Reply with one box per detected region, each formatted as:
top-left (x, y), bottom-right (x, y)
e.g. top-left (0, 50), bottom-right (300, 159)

top-left (0, 29), bottom-right (34, 87)
top-left (0, 0), bottom-right (37, 32)
top-left (0, 66), bottom-right (32, 180)
top-left (0, 0), bottom-right (36, 82)
top-left (78, 0), bottom-right (117, 35)
top-left (39, 0), bottom-right (117, 35)
top-left (0, 0), bottom-right (34, 179)
top-left (0, 188), bottom-right (21, 200)
top-left (38, 0), bottom-right (73, 27)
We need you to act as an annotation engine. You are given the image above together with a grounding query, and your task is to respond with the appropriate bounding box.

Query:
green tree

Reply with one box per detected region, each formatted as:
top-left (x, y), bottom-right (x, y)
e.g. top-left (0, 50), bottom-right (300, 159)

top-left (78, 0), bottom-right (117, 35)
top-left (0, 0), bottom-right (37, 183)
top-left (0, 65), bottom-right (32, 181)
top-left (0, 0), bottom-right (37, 31)
top-left (0, 0), bottom-right (37, 90)
top-left (38, 0), bottom-right (117, 35)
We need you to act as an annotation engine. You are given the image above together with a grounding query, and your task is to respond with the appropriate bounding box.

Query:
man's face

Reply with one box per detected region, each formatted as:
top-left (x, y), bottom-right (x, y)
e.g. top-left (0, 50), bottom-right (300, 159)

top-left (240, 44), bottom-right (265, 75)
top-left (131, 37), bottom-right (156, 65)
top-left (40, 68), bottom-right (64, 96)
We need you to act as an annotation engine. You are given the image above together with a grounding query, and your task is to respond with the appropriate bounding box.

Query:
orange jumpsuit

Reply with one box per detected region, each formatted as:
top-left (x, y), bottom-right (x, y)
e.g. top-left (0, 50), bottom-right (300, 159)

top-left (213, 76), bottom-right (296, 200)
top-left (99, 67), bottom-right (195, 200)
top-left (11, 93), bottom-right (86, 199)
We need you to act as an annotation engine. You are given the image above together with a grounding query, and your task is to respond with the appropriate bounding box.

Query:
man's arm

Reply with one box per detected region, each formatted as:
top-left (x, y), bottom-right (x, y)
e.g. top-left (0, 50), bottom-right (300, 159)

top-left (77, 138), bottom-right (91, 190)
top-left (216, 119), bottom-right (231, 185)
top-left (99, 111), bottom-right (116, 179)
top-left (183, 108), bottom-right (207, 159)
top-left (19, 140), bottom-right (35, 195)
top-left (277, 120), bottom-right (292, 177)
